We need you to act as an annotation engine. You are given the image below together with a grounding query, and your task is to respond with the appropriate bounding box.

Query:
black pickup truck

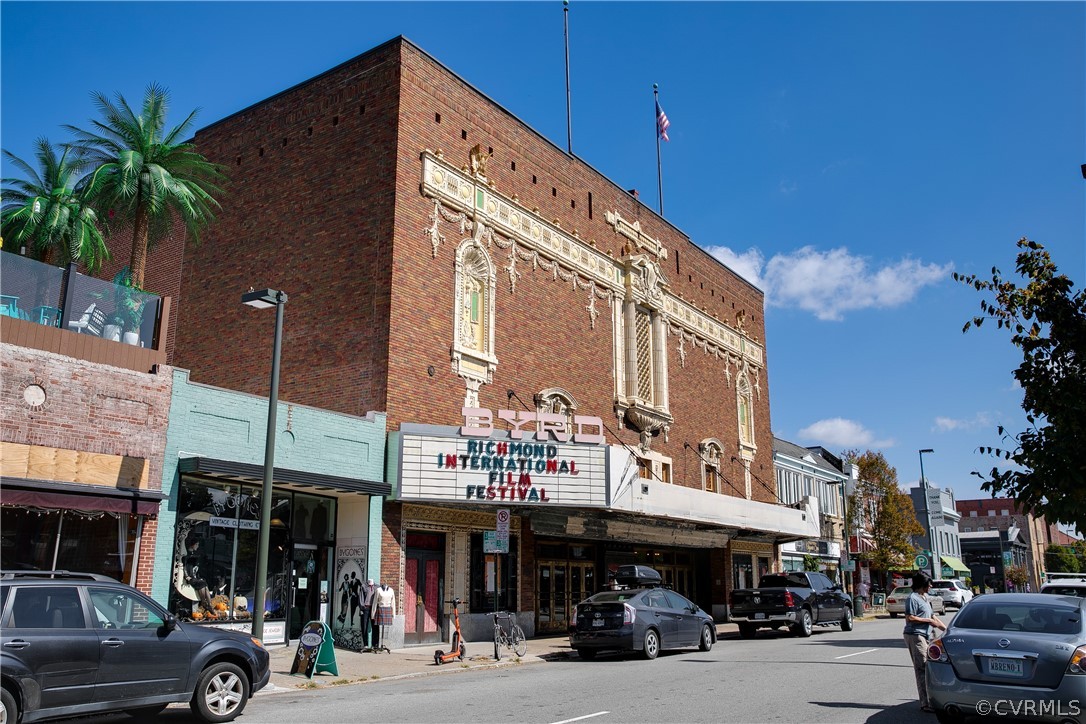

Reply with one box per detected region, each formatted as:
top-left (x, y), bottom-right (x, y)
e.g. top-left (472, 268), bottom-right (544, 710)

top-left (728, 571), bottom-right (854, 638)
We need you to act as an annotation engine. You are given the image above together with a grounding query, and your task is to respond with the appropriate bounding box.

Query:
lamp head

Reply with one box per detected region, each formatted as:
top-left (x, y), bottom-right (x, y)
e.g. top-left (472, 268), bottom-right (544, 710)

top-left (242, 288), bottom-right (286, 309)
top-left (919, 448), bottom-right (934, 454)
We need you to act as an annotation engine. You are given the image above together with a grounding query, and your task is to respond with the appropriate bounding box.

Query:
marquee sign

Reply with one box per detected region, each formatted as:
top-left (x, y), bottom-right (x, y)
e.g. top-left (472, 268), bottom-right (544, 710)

top-left (398, 433), bottom-right (608, 507)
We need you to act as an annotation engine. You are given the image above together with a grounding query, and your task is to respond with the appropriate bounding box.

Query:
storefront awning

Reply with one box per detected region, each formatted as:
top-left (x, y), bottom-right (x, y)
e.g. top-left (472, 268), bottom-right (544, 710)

top-left (1, 479), bottom-right (167, 516)
top-left (942, 555), bottom-right (971, 574)
top-left (178, 457), bottom-right (391, 498)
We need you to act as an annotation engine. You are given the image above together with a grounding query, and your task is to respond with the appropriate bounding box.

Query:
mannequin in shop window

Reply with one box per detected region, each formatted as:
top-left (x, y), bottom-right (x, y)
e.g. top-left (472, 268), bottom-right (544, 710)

top-left (183, 537), bottom-right (214, 612)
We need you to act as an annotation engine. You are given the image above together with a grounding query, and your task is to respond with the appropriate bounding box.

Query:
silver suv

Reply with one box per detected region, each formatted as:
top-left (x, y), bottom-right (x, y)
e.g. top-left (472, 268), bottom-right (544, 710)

top-left (1040, 573), bottom-right (1086, 598)
top-left (930, 579), bottom-right (974, 608)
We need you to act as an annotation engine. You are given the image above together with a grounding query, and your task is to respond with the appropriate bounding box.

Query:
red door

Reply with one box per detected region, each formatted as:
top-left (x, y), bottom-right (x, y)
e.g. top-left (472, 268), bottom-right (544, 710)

top-left (404, 533), bottom-right (445, 645)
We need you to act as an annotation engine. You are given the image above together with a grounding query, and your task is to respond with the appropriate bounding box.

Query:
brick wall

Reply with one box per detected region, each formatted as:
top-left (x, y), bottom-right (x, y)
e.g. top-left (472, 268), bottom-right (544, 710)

top-left (170, 37), bottom-right (774, 503)
top-left (0, 343), bottom-right (173, 595)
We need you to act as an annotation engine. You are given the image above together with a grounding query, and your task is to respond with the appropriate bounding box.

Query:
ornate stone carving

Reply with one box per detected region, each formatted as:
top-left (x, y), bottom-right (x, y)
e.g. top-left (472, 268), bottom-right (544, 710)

top-left (469, 144), bottom-right (492, 178)
top-left (606, 210), bottom-right (667, 260)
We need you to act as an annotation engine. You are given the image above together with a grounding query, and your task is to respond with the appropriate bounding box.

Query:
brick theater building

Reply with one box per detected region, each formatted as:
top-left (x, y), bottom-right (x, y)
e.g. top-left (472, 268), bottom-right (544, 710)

top-left (164, 37), bottom-right (819, 645)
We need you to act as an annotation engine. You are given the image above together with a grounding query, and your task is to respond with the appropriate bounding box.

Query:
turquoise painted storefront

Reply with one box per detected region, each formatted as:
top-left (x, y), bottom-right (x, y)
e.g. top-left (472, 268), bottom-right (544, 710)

top-left (153, 369), bottom-right (387, 646)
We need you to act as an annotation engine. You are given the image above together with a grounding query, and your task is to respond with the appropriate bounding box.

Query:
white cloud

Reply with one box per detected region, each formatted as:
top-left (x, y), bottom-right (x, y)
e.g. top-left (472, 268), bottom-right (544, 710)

top-left (703, 244), bottom-right (951, 321)
top-left (707, 246), bottom-right (765, 289)
top-left (934, 412), bottom-right (993, 433)
top-left (798, 417), bottom-right (894, 449)
top-left (778, 179), bottom-right (798, 195)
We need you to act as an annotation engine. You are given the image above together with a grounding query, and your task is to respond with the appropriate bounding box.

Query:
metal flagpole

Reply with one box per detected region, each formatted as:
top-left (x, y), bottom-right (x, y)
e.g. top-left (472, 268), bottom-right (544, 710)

top-left (564, 0), bottom-right (572, 154)
top-left (654, 84), bottom-right (663, 215)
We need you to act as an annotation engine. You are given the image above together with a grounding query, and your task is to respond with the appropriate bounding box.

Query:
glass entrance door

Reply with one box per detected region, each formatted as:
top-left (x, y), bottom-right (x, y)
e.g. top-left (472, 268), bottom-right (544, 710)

top-left (536, 560), bottom-right (595, 634)
top-left (289, 544), bottom-right (326, 640)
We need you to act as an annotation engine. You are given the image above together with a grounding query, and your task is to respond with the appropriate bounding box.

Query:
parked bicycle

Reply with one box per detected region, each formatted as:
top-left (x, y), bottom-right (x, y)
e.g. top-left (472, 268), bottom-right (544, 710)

top-left (488, 611), bottom-right (526, 660)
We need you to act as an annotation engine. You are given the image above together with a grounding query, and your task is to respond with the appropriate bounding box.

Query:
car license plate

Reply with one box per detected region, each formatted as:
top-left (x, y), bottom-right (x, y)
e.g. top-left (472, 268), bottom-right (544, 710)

top-left (592, 619), bottom-right (605, 627)
top-left (988, 659), bottom-right (1024, 677)
top-left (754, 613), bottom-right (766, 620)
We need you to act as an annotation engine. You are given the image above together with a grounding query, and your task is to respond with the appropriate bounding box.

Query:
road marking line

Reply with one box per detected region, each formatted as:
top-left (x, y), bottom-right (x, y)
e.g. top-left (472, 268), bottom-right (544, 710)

top-left (551, 712), bottom-right (610, 724)
top-left (835, 648), bottom-right (878, 660)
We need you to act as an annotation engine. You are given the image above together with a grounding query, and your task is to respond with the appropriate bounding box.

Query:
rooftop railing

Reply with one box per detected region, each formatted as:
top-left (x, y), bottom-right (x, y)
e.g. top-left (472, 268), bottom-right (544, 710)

top-left (1, 251), bottom-right (161, 348)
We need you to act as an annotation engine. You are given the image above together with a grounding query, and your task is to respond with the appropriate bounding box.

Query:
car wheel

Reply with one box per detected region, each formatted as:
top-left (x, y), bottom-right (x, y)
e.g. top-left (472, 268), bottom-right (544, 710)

top-left (641, 628), bottom-right (660, 660)
top-left (576, 647), bottom-right (597, 660)
top-left (190, 662), bottom-right (250, 723)
top-left (126, 704), bottom-right (168, 720)
top-left (841, 607), bottom-right (854, 631)
top-left (699, 624), bottom-right (713, 651)
top-left (792, 609), bottom-right (813, 637)
top-left (739, 623), bottom-right (757, 639)
top-left (890, 612), bottom-right (899, 619)
top-left (2, 686), bottom-right (18, 724)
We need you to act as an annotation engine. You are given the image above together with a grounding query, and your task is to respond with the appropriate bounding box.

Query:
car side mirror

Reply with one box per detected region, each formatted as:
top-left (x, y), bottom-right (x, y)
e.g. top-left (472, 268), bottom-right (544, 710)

top-left (163, 614), bottom-right (178, 632)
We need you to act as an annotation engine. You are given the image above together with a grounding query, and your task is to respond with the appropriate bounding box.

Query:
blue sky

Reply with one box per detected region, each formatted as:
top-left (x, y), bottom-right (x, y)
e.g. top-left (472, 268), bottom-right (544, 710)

top-left (3, 2), bottom-right (1083, 510)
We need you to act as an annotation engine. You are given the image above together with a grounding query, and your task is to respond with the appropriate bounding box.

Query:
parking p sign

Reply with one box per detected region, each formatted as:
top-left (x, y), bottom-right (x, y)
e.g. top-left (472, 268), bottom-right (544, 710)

top-left (914, 553), bottom-right (930, 570)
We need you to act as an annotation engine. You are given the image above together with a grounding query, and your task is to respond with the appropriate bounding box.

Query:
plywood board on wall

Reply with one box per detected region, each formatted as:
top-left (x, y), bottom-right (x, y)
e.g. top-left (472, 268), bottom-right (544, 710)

top-left (1, 441), bottom-right (148, 490)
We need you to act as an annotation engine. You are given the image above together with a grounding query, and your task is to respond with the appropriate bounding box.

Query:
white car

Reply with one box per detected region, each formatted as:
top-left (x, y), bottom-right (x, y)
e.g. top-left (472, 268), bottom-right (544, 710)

top-left (886, 585), bottom-right (945, 617)
top-left (1039, 573), bottom-right (1086, 597)
top-left (931, 579), bottom-right (974, 608)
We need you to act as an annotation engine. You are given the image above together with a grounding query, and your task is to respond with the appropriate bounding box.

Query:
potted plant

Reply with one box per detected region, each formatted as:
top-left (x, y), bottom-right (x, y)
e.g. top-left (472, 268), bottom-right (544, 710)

top-left (102, 314), bottom-right (124, 342)
top-left (113, 269), bottom-right (147, 346)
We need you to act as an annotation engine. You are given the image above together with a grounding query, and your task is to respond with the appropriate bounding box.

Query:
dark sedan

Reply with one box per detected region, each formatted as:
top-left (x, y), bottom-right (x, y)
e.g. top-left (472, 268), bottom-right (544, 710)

top-left (570, 581), bottom-right (716, 660)
top-left (927, 593), bottom-right (1086, 724)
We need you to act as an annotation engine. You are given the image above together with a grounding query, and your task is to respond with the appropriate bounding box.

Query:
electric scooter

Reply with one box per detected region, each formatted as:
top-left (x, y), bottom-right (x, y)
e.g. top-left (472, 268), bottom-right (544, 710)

top-left (434, 597), bottom-right (467, 665)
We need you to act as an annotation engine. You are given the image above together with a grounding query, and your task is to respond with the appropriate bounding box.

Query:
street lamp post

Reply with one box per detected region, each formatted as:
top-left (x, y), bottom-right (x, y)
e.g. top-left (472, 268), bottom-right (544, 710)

top-left (919, 448), bottom-right (937, 580)
top-left (242, 288), bottom-right (288, 642)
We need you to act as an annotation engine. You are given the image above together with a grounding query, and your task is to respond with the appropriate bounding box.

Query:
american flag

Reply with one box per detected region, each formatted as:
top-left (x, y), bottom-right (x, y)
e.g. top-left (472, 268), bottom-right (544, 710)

top-left (656, 100), bottom-right (670, 142)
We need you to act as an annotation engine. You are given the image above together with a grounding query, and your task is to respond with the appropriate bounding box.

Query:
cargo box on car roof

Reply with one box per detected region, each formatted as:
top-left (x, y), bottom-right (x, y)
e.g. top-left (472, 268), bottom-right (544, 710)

top-left (614, 564), bottom-right (662, 588)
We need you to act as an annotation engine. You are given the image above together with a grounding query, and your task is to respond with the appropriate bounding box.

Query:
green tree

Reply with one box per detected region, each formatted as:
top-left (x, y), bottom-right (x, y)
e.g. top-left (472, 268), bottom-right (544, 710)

top-left (1, 138), bottom-right (110, 272)
top-left (802, 554), bottom-right (821, 572)
top-left (845, 450), bottom-right (925, 574)
top-left (69, 83), bottom-right (225, 288)
top-left (955, 239), bottom-right (1086, 528)
top-left (1045, 544), bottom-right (1079, 573)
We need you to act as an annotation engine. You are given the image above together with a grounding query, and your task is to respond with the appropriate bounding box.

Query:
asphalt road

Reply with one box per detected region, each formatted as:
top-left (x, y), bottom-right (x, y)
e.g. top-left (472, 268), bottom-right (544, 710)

top-left (85, 615), bottom-right (948, 724)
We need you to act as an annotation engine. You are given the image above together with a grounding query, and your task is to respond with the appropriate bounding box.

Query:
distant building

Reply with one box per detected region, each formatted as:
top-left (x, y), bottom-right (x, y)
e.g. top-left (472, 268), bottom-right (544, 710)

top-left (909, 487), bottom-right (968, 580)
top-left (774, 439), bottom-right (849, 581)
top-left (960, 528), bottom-right (1030, 593)
top-left (956, 498), bottom-right (1061, 589)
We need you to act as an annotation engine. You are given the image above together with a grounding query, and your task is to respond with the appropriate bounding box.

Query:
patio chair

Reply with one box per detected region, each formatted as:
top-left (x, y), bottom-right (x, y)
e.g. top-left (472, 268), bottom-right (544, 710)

top-left (67, 303), bottom-right (97, 333)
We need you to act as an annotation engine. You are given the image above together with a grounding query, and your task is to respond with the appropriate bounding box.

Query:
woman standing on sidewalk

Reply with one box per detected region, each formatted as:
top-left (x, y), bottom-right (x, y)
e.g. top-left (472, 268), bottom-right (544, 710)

top-left (903, 572), bottom-right (946, 713)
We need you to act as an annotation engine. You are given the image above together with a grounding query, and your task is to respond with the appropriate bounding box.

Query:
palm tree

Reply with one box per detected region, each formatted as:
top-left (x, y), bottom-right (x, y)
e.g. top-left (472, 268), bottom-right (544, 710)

top-left (69, 83), bottom-right (225, 288)
top-left (1, 137), bottom-right (110, 272)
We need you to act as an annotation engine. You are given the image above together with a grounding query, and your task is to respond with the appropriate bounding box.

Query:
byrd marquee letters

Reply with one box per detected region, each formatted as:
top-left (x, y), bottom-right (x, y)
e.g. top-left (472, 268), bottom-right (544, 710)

top-left (459, 407), bottom-right (605, 444)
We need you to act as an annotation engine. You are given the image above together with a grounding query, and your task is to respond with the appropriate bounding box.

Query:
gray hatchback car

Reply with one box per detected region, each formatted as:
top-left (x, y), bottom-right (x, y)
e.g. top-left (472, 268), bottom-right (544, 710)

top-left (927, 593), bottom-right (1086, 724)
top-left (0, 571), bottom-right (270, 724)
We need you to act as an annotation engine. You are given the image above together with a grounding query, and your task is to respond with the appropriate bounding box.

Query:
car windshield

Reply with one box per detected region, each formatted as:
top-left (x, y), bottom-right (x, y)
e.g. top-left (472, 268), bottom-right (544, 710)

top-left (954, 601), bottom-right (1082, 634)
top-left (1042, 586), bottom-right (1086, 597)
top-left (931, 582), bottom-right (952, 589)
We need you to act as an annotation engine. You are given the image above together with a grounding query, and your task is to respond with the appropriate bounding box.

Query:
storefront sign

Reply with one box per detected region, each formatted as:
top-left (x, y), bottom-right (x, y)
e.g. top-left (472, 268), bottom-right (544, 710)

top-left (210, 516), bottom-right (260, 530)
top-left (460, 407), bottom-right (605, 444)
top-left (399, 432), bottom-right (608, 507)
top-left (290, 621), bottom-right (338, 679)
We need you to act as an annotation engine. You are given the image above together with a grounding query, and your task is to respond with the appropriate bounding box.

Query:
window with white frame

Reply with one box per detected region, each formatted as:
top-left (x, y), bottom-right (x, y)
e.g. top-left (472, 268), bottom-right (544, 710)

top-left (700, 439), bottom-right (724, 494)
top-left (451, 240), bottom-right (497, 405)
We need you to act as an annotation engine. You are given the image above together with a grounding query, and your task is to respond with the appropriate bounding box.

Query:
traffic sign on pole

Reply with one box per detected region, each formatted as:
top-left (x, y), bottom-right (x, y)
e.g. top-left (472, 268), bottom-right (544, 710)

top-left (914, 554), bottom-right (930, 570)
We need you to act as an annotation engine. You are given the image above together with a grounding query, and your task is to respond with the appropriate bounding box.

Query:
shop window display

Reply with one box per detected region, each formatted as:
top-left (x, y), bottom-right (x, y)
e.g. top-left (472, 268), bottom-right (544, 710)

top-left (0, 506), bottom-right (138, 582)
top-left (169, 478), bottom-right (334, 625)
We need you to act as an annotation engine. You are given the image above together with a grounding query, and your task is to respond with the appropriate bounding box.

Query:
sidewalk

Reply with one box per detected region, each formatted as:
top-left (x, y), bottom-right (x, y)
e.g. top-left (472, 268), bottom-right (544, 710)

top-left (260, 613), bottom-right (882, 694)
